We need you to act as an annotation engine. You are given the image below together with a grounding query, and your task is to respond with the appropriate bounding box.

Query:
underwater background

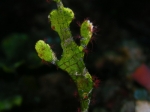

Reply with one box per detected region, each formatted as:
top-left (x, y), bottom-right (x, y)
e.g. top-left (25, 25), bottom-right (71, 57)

top-left (0, 0), bottom-right (150, 112)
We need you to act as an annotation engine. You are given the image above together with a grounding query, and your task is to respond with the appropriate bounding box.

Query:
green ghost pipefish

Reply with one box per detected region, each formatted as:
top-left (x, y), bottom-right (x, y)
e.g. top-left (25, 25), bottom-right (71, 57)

top-left (35, 0), bottom-right (95, 111)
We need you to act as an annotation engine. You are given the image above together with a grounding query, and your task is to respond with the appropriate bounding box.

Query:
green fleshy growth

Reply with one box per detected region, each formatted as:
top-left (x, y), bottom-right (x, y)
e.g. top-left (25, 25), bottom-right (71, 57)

top-left (50, 8), bottom-right (74, 32)
top-left (35, 40), bottom-right (57, 62)
top-left (75, 72), bottom-right (93, 112)
top-left (80, 20), bottom-right (93, 47)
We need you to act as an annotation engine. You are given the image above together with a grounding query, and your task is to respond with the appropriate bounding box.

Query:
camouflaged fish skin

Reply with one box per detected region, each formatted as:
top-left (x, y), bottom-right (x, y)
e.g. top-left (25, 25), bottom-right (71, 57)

top-left (35, 0), bottom-right (94, 111)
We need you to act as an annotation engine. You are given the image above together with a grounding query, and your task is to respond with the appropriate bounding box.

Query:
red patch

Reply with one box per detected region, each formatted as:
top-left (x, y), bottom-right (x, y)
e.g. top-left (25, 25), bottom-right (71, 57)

top-left (75, 35), bottom-right (82, 40)
top-left (76, 21), bottom-right (81, 27)
top-left (46, 0), bottom-right (51, 3)
top-left (83, 94), bottom-right (88, 100)
top-left (92, 75), bottom-right (100, 88)
top-left (92, 26), bottom-right (100, 35)
top-left (91, 98), bottom-right (96, 105)
top-left (84, 17), bottom-right (90, 22)
top-left (51, 26), bottom-right (55, 30)
top-left (89, 36), bottom-right (97, 50)
top-left (83, 47), bottom-right (91, 55)
top-left (41, 59), bottom-right (49, 65)
top-left (77, 108), bottom-right (81, 112)
top-left (88, 25), bottom-right (93, 32)
top-left (73, 91), bottom-right (78, 98)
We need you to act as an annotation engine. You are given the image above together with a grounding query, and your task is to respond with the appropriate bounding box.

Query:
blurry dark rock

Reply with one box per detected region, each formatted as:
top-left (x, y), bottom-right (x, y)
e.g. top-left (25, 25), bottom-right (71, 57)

top-left (19, 71), bottom-right (79, 112)
top-left (120, 101), bottom-right (135, 112)
top-left (38, 72), bottom-right (79, 112)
